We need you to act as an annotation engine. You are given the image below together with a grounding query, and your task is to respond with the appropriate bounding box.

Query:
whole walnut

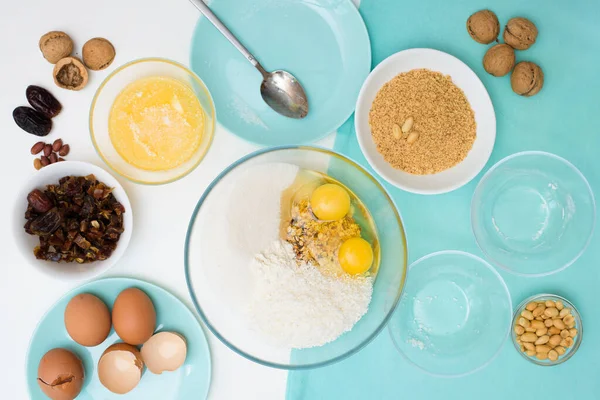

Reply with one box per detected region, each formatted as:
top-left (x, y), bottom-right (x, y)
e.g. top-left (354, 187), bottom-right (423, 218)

top-left (82, 38), bottom-right (116, 71)
top-left (511, 62), bottom-right (544, 96)
top-left (39, 31), bottom-right (74, 64)
top-left (483, 44), bottom-right (515, 77)
top-left (467, 10), bottom-right (500, 44)
top-left (504, 17), bottom-right (538, 50)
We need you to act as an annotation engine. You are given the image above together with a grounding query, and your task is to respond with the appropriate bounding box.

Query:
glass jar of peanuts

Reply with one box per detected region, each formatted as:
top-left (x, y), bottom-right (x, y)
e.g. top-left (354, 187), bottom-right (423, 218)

top-left (512, 294), bottom-right (583, 366)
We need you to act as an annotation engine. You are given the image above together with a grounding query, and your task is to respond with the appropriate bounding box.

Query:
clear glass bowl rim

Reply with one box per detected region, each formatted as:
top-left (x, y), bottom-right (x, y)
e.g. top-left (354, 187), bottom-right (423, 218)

top-left (471, 150), bottom-right (596, 277)
top-left (388, 250), bottom-right (513, 378)
top-left (89, 57), bottom-right (216, 185)
top-left (184, 145), bottom-right (408, 370)
top-left (511, 293), bottom-right (583, 366)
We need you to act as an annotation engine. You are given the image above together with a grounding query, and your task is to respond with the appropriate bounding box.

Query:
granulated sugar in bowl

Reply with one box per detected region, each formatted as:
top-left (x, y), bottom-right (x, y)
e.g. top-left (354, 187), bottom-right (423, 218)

top-left (185, 146), bottom-right (407, 369)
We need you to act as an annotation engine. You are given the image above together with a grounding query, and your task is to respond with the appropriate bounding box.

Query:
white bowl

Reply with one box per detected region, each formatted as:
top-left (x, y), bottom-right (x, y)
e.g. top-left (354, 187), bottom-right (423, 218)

top-left (355, 48), bottom-right (496, 195)
top-left (13, 161), bottom-right (133, 281)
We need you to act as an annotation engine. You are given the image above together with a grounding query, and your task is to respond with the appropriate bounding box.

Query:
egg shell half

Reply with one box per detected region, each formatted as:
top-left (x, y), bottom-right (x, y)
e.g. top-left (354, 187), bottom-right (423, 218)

top-left (112, 288), bottom-right (156, 345)
top-left (64, 293), bottom-right (111, 347)
top-left (37, 348), bottom-right (84, 400)
top-left (141, 331), bottom-right (188, 374)
top-left (98, 343), bottom-right (144, 394)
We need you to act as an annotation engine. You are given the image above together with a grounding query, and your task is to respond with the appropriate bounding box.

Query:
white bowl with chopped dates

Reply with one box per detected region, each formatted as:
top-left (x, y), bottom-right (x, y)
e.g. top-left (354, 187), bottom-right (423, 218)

top-left (14, 161), bottom-right (133, 281)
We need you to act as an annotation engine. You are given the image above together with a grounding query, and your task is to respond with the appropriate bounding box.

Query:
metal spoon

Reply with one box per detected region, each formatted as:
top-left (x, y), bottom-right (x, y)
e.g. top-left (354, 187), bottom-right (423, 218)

top-left (189, 0), bottom-right (309, 119)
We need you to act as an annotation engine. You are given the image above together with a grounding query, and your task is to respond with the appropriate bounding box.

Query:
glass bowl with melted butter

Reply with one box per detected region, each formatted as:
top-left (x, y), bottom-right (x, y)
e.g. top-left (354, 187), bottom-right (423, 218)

top-left (91, 58), bottom-right (215, 185)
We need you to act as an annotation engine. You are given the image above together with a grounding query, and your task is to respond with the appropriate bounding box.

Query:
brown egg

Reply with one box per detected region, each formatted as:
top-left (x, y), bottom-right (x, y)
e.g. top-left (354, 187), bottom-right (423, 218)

top-left (112, 288), bottom-right (156, 345)
top-left (37, 348), bottom-right (84, 400)
top-left (64, 293), bottom-right (111, 347)
top-left (98, 343), bottom-right (144, 394)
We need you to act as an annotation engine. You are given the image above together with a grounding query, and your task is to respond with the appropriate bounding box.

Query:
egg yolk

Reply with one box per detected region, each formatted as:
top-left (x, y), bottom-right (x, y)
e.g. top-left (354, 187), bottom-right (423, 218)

top-left (310, 183), bottom-right (351, 221)
top-left (338, 237), bottom-right (373, 275)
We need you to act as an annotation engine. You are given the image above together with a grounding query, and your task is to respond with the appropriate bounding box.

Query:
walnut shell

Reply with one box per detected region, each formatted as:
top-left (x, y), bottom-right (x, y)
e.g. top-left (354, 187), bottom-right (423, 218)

top-left (467, 10), bottom-right (500, 44)
top-left (39, 31), bottom-right (74, 64)
top-left (504, 17), bottom-right (538, 50)
top-left (53, 57), bottom-right (89, 91)
top-left (82, 38), bottom-right (116, 71)
top-left (483, 44), bottom-right (515, 77)
top-left (511, 62), bottom-right (544, 96)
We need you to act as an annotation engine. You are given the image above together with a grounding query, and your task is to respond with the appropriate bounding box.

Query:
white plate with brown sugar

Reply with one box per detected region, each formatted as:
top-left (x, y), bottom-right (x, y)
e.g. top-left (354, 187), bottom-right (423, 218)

top-left (355, 48), bottom-right (495, 195)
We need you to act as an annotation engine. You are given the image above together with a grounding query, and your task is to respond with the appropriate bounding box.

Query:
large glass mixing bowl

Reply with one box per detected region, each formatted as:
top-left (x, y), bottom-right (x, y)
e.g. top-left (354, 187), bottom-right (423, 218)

top-left (185, 146), bottom-right (407, 369)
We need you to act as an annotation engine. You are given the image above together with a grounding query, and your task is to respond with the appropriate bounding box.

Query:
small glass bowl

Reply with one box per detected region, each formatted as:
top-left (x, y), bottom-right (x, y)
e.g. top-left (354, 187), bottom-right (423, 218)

top-left (512, 294), bottom-right (583, 366)
top-left (388, 250), bottom-right (512, 377)
top-left (90, 58), bottom-right (216, 185)
top-left (472, 151), bottom-right (596, 277)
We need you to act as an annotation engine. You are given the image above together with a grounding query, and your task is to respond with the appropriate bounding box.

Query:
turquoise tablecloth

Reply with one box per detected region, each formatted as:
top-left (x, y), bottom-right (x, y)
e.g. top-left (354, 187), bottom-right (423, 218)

top-left (287, 0), bottom-right (600, 398)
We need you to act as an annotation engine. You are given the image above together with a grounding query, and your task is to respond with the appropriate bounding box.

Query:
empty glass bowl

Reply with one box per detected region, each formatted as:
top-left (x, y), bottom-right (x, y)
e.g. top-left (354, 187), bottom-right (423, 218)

top-left (512, 294), bottom-right (582, 366)
top-left (472, 151), bottom-right (595, 277)
top-left (388, 251), bottom-right (512, 377)
top-left (90, 58), bottom-right (215, 185)
top-left (185, 146), bottom-right (407, 369)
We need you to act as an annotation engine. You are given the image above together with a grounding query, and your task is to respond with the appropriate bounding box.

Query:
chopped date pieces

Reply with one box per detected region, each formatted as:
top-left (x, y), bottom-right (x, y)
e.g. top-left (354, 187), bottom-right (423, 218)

top-left (24, 175), bottom-right (125, 263)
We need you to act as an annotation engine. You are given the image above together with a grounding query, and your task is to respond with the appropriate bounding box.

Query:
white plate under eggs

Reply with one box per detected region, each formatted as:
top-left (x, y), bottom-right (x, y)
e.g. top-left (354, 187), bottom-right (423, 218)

top-left (355, 48), bottom-right (496, 195)
top-left (13, 161), bottom-right (133, 281)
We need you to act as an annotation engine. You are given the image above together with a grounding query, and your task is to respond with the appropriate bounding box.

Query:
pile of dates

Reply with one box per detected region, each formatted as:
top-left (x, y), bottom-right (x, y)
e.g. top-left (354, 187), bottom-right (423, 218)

top-left (13, 85), bottom-right (62, 137)
top-left (24, 175), bottom-right (126, 263)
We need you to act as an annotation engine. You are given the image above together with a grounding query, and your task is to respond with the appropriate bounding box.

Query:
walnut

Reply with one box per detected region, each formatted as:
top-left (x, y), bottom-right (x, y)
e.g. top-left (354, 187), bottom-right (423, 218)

top-left (82, 38), bottom-right (116, 71)
top-left (483, 44), bottom-right (515, 77)
top-left (467, 10), bottom-right (499, 44)
top-left (511, 62), bottom-right (544, 97)
top-left (504, 17), bottom-right (538, 50)
top-left (39, 31), bottom-right (74, 64)
top-left (53, 57), bottom-right (89, 91)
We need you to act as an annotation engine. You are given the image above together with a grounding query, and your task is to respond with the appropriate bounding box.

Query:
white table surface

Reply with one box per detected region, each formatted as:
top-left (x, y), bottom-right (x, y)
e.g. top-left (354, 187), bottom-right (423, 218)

top-left (0, 0), bottom-right (343, 398)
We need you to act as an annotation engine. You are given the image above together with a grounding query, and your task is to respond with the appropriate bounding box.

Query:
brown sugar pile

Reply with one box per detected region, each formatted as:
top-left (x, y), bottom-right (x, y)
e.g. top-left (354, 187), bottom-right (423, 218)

top-left (369, 69), bottom-right (476, 175)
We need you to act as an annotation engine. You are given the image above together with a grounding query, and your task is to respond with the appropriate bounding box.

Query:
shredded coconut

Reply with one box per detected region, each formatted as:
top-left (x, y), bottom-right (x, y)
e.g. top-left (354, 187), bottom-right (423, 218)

top-left (247, 240), bottom-right (373, 349)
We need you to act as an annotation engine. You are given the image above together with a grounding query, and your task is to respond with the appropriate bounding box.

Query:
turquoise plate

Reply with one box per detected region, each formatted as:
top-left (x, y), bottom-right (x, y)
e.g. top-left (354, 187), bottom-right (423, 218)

top-left (190, 0), bottom-right (371, 145)
top-left (26, 277), bottom-right (211, 400)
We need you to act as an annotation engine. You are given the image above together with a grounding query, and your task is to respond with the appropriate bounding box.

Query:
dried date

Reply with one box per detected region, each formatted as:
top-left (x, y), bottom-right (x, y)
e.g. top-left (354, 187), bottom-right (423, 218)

top-left (30, 208), bottom-right (62, 236)
top-left (27, 189), bottom-right (54, 213)
top-left (26, 85), bottom-right (62, 118)
top-left (13, 106), bottom-right (52, 136)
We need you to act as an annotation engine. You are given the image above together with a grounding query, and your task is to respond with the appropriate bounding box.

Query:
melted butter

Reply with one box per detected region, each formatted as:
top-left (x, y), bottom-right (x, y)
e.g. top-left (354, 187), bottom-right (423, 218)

top-left (109, 76), bottom-right (204, 171)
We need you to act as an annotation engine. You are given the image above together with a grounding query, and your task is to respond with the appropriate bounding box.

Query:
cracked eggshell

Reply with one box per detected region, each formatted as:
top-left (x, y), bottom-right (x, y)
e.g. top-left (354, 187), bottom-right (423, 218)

top-left (141, 332), bottom-right (188, 374)
top-left (98, 343), bottom-right (144, 395)
top-left (37, 348), bottom-right (84, 400)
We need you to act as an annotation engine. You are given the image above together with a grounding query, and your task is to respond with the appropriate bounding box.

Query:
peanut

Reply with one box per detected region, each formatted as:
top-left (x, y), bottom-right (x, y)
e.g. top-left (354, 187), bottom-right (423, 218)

top-left (563, 315), bottom-right (575, 326)
top-left (31, 141), bottom-right (45, 155)
top-left (535, 335), bottom-right (550, 345)
top-left (544, 307), bottom-right (559, 318)
top-left (560, 329), bottom-right (570, 339)
top-left (555, 301), bottom-right (564, 311)
top-left (515, 325), bottom-right (525, 335)
top-left (532, 305), bottom-right (546, 317)
top-left (525, 327), bottom-right (536, 333)
top-left (549, 335), bottom-right (562, 347)
top-left (406, 131), bottom-right (419, 144)
top-left (535, 327), bottom-right (548, 336)
top-left (544, 319), bottom-right (554, 328)
top-left (536, 345), bottom-right (551, 353)
top-left (555, 346), bottom-right (566, 355)
top-left (526, 350), bottom-right (537, 357)
top-left (553, 319), bottom-right (566, 330)
top-left (545, 300), bottom-right (556, 308)
top-left (548, 326), bottom-right (561, 335)
top-left (531, 320), bottom-right (545, 330)
top-left (524, 342), bottom-right (535, 351)
top-left (52, 138), bottom-right (63, 152)
top-left (518, 318), bottom-right (531, 328)
top-left (536, 352), bottom-right (549, 360)
top-left (521, 333), bottom-right (538, 343)
top-left (33, 158), bottom-right (42, 170)
top-left (392, 124), bottom-right (401, 139)
top-left (526, 302), bottom-right (538, 311)
top-left (521, 310), bottom-right (534, 320)
top-left (569, 328), bottom-right (578, 338)
top-left (559, 308), bottom-right (570, 318)
top-left (548, 350), bottom-right (559, 361)
top-left (401, 117), bottom-right (414, 133)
